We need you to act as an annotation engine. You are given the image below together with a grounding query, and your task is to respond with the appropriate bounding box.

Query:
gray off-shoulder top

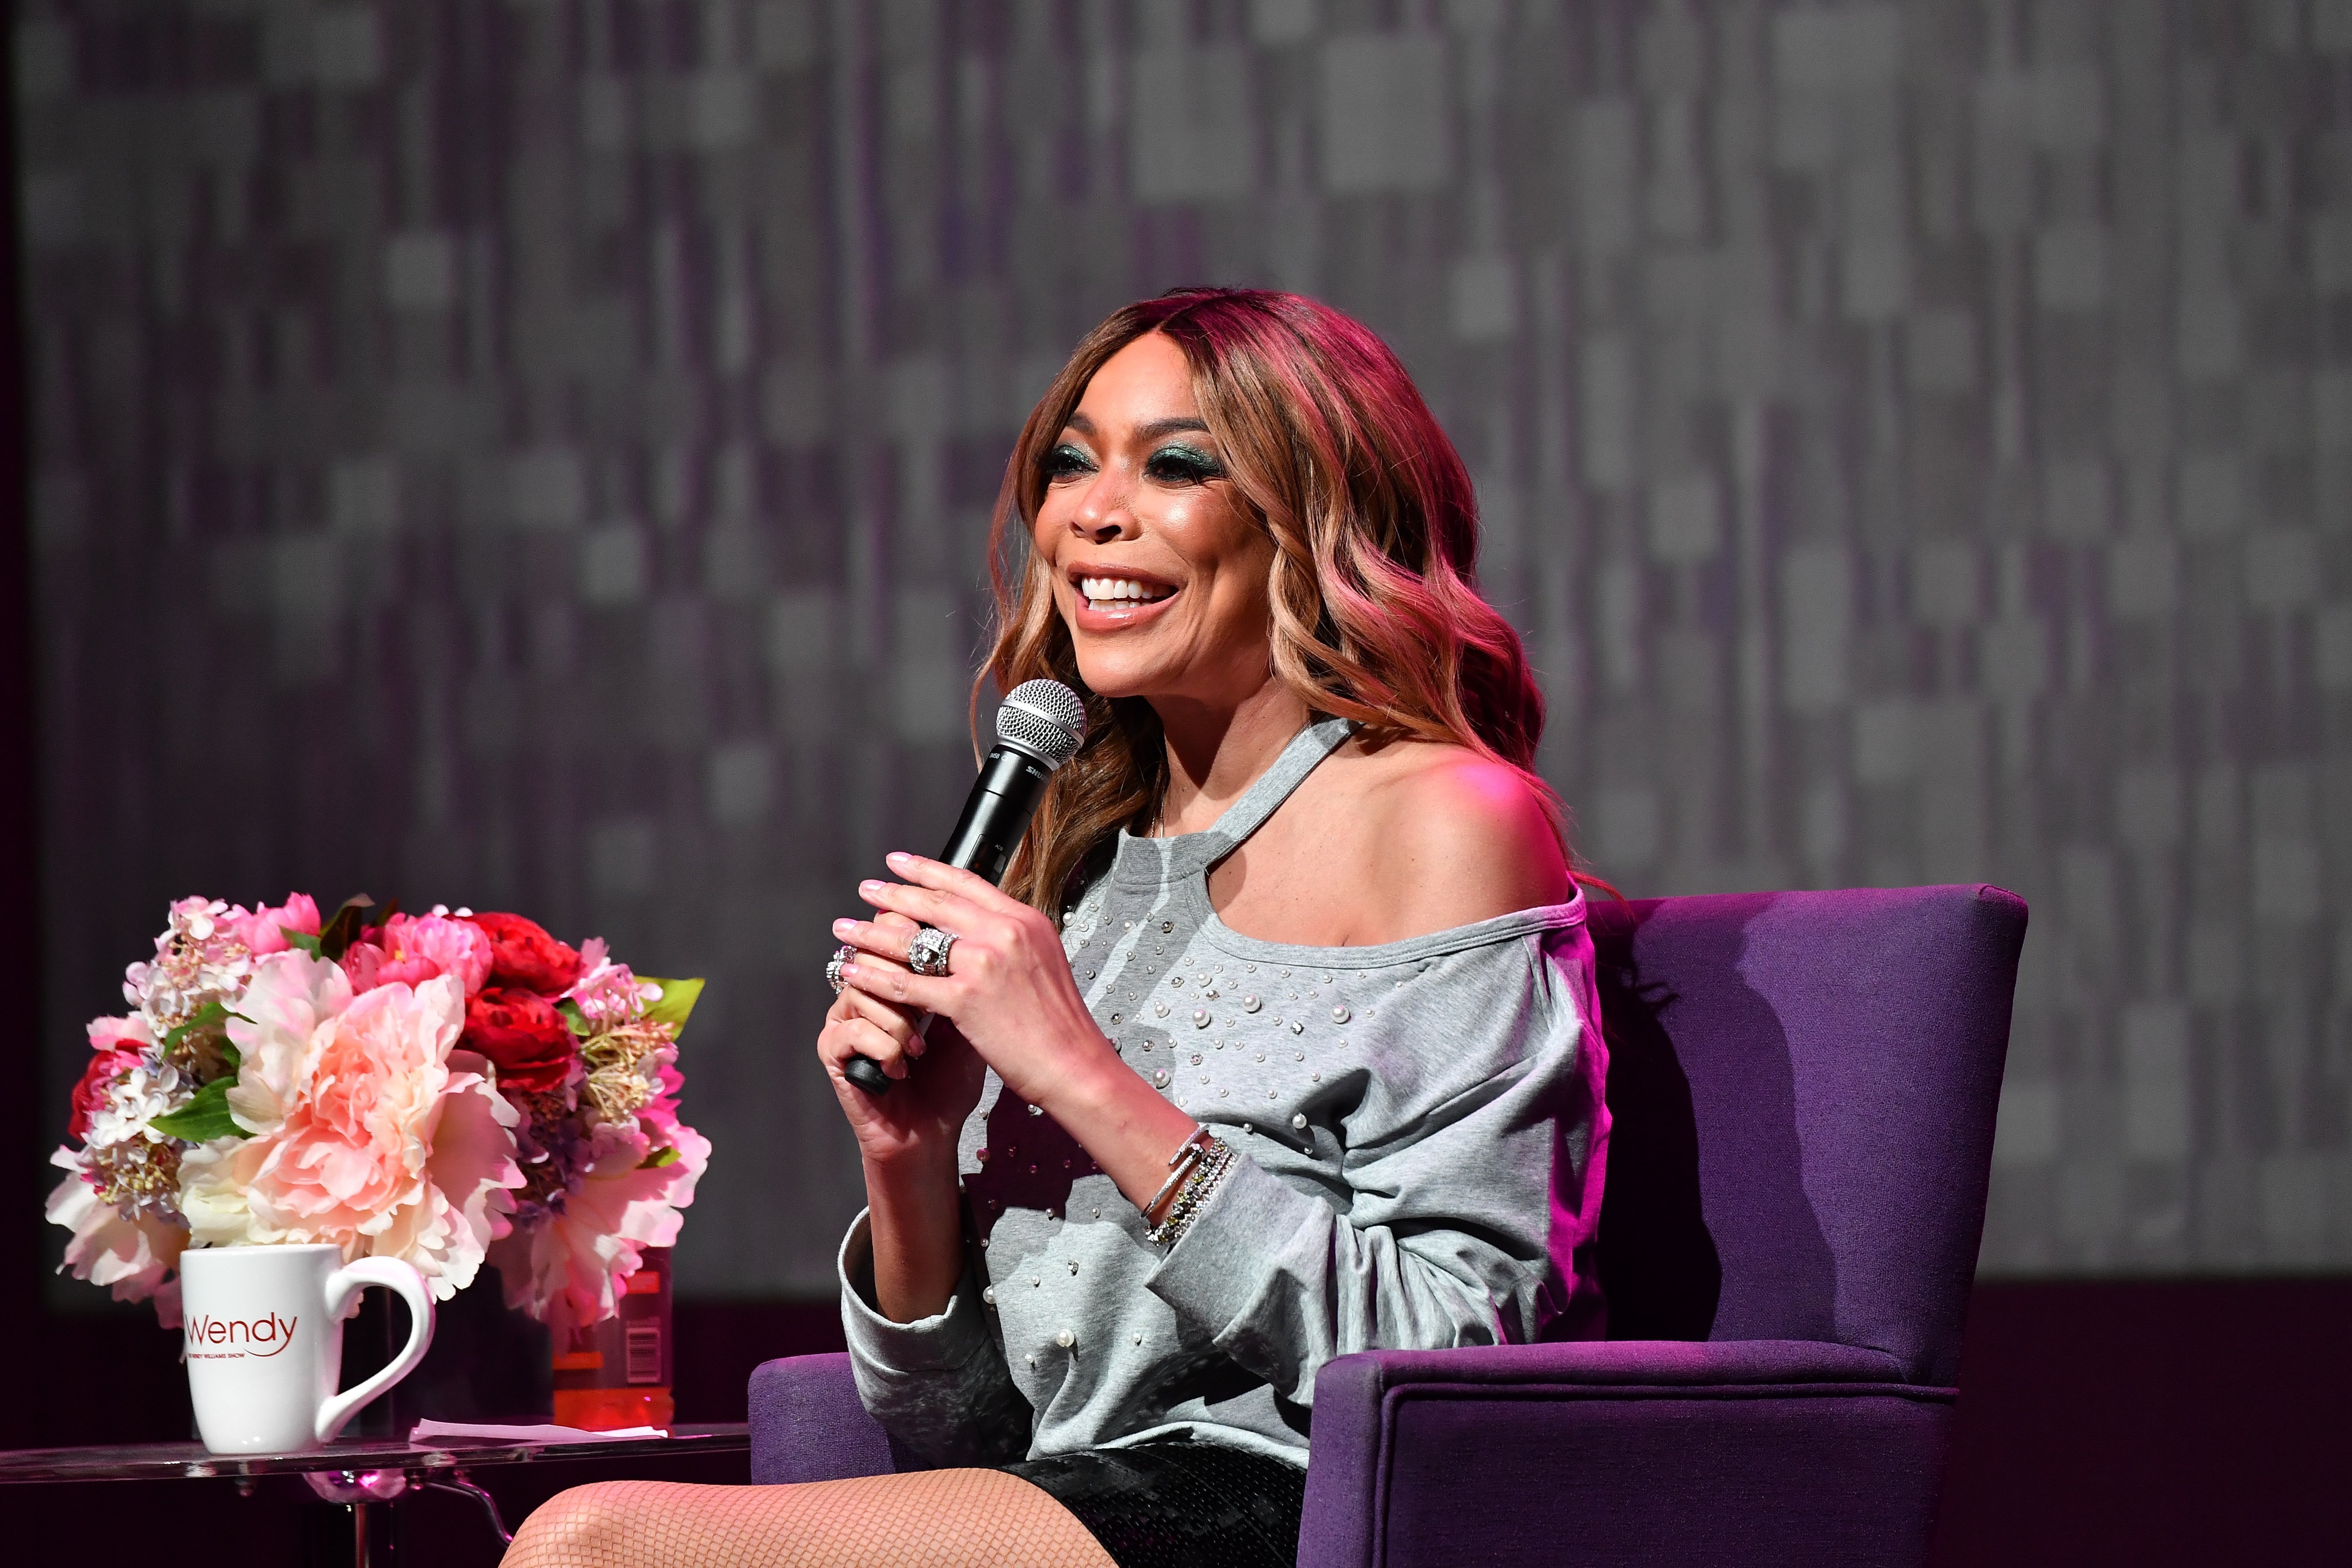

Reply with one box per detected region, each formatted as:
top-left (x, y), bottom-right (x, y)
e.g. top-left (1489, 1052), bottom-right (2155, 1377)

top-left (838, 717), bottom-right (1610, 1467)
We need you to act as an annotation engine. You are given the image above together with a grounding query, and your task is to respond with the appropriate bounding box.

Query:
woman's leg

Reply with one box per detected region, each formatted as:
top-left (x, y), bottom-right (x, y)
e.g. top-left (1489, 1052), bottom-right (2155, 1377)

top-left (501, 1468), bottom-right (1119, 1568)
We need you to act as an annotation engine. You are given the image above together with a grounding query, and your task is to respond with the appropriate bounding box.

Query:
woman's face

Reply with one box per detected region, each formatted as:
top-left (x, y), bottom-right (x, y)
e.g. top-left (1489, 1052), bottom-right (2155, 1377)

top-left (1032, 332), bottom-right (1277, 707)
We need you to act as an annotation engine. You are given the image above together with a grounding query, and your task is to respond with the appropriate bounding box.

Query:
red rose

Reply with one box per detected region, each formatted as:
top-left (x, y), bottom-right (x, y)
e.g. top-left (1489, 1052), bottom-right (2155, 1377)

top-left (68, 1050), bottom-right (140, 1141)
top-left (464, 912), bottom-right (585, 996)
top-left (463, 988), bottom-right (578, 1096)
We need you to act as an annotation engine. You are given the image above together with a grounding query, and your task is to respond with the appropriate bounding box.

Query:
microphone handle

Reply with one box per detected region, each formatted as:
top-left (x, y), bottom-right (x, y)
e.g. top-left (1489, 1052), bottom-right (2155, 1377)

top-left (841, 744), bottom-right (1055, 1096)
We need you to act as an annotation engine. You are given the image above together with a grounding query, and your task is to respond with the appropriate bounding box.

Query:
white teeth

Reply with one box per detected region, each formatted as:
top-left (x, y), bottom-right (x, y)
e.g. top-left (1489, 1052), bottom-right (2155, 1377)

top-left (1080, 576), bottom-right (1169, 604)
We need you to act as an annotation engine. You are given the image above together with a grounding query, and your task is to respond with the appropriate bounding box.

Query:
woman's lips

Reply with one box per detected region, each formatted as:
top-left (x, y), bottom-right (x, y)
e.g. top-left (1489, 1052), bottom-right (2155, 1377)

top-left (1069, 582), bottom-right (1180, 633)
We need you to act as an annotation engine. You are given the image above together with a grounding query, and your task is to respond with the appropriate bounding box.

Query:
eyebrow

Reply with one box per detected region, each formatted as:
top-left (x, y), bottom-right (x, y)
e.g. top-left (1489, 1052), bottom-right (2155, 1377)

top-left (1062, 414), bottom-right (1214, 442)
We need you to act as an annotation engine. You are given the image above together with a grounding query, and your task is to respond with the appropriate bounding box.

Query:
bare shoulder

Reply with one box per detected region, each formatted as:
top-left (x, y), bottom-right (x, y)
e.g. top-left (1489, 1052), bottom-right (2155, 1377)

top-left (1333, 739), bottom-right (1572, 939)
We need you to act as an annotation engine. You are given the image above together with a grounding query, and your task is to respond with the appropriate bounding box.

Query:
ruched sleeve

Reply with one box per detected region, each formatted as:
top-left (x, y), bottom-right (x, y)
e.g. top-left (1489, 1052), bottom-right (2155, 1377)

top-left (838, 1209), bottom-right (1032, 1466)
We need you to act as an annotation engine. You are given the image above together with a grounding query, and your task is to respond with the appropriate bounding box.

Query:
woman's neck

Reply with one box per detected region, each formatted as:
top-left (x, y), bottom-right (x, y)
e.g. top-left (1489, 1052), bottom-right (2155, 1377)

top-left (1148, 679), bottom-right (1314, 837)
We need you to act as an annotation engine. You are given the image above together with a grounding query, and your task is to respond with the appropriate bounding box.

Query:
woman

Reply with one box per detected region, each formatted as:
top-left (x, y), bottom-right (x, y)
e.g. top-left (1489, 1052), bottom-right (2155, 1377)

top-left (504, 288), bottom-right (1609, 1568)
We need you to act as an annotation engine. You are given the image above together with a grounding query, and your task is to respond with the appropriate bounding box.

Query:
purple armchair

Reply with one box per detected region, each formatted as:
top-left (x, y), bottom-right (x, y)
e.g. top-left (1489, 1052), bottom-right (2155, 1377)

top-left (750, 884), bottom-right (2027, 1568)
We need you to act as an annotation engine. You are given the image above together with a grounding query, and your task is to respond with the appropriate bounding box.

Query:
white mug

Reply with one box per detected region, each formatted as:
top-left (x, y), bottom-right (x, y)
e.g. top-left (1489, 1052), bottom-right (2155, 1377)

top-left (180, 1244), bottom-right (435, 1454)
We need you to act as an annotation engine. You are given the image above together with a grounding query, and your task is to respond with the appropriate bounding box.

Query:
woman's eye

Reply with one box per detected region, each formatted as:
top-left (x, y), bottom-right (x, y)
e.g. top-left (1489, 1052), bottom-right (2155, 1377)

top-left (1042, 444), bottom-right (1095, 481)
top-left (1144, 446), bottom-right (1224, 485)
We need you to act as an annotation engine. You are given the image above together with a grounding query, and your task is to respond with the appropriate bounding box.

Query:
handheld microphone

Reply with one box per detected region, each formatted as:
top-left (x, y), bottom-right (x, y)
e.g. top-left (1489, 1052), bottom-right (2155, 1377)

top-left (842, 678), bottom-right (1089, 1096)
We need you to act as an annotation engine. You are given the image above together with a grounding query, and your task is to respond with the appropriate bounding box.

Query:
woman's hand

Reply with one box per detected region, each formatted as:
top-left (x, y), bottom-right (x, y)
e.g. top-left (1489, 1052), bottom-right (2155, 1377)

top-left (817, 909), bottom-right (986, 1170)
top-left (831, 854), bottom-right (1111, 1112)
top-left (833, 853), bottom-right (1203, 1222)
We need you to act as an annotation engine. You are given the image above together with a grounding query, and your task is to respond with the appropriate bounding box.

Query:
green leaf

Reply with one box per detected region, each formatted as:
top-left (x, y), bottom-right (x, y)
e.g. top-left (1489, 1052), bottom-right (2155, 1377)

top-left (161, 998), bottom-right (234, 1059)
top-left (151, 1077), bottom-right (251, 1143)
top-left (557, 999), bottom-right (591, 1037)
top-left (314, 894), bottom-right (378, 963)
top-left (286, 930), bottom-right (321, 955)
top-left (219, 1041), bottom-right (242, 1072)
top-left (639, 977), bottom-right (704, 1034)
top-left (640, 1146), bottom-right (681, 1169)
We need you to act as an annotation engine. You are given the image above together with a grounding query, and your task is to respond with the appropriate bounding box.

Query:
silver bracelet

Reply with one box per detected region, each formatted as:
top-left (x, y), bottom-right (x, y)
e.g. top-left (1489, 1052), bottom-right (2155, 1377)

top-left (1141, 1126), bottom-right (1212, 1220)
top-left (1146, 1137), bottom-right (1236, 1248)
top-left (1157, 1142), bottom-right (1234, 1249)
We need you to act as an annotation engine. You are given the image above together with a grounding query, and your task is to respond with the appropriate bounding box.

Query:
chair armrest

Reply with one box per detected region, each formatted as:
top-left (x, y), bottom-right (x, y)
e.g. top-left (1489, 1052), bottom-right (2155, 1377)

top-left (748, 1352), bottom-right (906, 1484)
top-left (1299, 1341), bottom-right (1955, 1568)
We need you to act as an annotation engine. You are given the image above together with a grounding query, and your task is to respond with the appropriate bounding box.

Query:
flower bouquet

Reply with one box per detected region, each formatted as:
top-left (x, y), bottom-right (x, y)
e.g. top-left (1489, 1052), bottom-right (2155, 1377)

top-left (48, 893), bottom-right (708, 1339)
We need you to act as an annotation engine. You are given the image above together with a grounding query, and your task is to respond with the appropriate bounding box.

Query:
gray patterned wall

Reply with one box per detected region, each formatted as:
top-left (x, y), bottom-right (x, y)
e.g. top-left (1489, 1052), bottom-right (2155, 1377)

top-left (18, 0), bottom-right (2352, 1294)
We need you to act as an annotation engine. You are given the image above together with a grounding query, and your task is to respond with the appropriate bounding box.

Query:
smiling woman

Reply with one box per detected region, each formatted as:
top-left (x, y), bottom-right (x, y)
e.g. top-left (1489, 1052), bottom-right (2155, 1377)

top-left (502, 290), bottom-right (1611, 1568)
top-left (988, 292), bottom-right (1566, 933)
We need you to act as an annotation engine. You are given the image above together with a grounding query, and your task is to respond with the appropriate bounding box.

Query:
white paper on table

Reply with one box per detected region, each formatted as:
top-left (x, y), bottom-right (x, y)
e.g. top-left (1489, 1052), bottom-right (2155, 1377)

top-left (408, 1419), bottom-right (670, 1445)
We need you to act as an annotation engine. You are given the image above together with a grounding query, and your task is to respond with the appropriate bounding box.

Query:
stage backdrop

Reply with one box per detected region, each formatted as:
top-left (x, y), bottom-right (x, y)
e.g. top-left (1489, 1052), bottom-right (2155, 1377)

top-left (15, 0), bottom-right (2352, 1295)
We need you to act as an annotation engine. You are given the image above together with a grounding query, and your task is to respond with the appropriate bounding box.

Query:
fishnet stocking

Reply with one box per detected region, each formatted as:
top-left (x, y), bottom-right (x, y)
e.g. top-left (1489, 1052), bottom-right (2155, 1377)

top-left (500, 1471), bottom-right (1119, 1568)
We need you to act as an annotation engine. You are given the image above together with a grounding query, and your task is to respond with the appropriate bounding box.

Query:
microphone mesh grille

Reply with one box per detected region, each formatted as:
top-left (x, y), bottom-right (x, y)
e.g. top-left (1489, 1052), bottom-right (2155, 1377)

top-left (995, 679), bottom-right (1089, 769)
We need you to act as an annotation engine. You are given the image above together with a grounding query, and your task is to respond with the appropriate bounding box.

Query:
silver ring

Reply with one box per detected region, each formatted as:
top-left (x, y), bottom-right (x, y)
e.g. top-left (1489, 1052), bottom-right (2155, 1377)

top-left (906, 926), bottom-right (957, 978)
top-left (825, 944), bottom-right (854, 994)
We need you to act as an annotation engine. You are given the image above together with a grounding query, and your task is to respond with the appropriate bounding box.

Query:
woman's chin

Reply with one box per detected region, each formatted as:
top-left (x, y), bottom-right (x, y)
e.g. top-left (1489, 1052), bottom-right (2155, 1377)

top-left (1070, 663), bottom-right (1155, 702)
top-left (1070, 647), bottom-right (1183, 703)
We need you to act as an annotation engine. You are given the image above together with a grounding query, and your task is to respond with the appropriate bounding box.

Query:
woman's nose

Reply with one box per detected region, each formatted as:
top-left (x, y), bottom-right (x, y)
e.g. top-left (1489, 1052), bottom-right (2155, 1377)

top-left (1071, 472), bottom-right (1140, 542)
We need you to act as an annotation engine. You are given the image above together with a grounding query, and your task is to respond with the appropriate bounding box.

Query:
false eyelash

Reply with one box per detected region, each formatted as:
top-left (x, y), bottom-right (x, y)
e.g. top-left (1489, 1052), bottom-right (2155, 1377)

top-left (1041, 444), bottom-right (1095, 480)
top-left (1146, 446), bottom-right (1224, 484)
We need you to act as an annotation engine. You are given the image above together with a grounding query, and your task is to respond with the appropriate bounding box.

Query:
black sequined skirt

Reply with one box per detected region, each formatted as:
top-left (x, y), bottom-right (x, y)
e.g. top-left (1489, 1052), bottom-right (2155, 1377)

top-left (999, 1438), bottom-right (1307, 1568)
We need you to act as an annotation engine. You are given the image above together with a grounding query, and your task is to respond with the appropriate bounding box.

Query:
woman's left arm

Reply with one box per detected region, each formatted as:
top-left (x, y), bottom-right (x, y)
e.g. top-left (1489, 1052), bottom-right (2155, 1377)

top-left (832, 852), bottom-right (1209, 1222)
top-left (1142, 940), bottom-right (1603, 1399)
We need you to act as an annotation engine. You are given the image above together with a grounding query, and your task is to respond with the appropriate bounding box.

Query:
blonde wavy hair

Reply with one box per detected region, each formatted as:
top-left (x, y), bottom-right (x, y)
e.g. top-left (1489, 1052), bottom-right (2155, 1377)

top-left (979, 288), bottom-right (1574, 916)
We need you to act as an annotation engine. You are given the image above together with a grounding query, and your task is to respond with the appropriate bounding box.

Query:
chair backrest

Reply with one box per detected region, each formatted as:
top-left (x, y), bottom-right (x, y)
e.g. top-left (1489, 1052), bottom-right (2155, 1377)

top-left (1586, 884), bottom-right (2025, 1387)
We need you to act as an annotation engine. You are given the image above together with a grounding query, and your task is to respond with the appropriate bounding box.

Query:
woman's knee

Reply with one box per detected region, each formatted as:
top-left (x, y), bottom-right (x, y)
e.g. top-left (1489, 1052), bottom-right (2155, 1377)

top-left (503, 1480), bottom-right (670, 1568)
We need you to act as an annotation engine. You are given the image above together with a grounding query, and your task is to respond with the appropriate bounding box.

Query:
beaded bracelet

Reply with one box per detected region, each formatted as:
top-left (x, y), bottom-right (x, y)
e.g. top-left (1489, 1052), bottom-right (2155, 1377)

top-left (1146, 1136), bottom-right (1236, 1249)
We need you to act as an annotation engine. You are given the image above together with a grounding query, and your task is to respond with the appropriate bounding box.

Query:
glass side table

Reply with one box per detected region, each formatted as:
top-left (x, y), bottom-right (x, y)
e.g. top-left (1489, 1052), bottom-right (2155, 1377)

top-left (0, 1424), bottom-right (749, 1566)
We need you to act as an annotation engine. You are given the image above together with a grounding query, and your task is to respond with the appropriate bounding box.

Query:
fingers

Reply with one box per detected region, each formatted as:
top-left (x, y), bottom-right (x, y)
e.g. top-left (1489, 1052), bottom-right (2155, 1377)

top-left (833, 914), bottom-right (921, 968)
top-left (819, 1006), bottom-right (918, 1081)
top-left (834, 982), bottom-right (923, 1054)
top-left (836, 951), bottom-right (947, 1015)
top-left (856, 877), bottom-right (981, 936)
top-left (885, 851), bottom-right (1012, 905)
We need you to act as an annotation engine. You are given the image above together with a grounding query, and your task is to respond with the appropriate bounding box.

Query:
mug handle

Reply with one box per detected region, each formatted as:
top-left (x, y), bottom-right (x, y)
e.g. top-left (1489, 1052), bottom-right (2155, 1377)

top-left (315, 1258), bottom-right (436, 1444)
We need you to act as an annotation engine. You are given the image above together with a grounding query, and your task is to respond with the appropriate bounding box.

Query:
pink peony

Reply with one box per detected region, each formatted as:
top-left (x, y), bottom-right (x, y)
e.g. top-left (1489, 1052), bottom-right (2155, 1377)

top-left (233, 893), bottom-right (321, 957)
top-left (224, 950), bottom-right (355, 1136)
top-left (207, 951), bottom-right (524, 1298)
top-left (45, 1148), bottom-right (185, 1325)
top-left (487, 1121), bottom-right (710, 1337)
top-left (341, 913), bottom-right (493, 998)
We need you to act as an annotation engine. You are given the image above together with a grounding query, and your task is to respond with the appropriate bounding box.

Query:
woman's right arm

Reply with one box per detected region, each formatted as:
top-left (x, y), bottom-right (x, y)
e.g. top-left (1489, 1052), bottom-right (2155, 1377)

top-left (818, 919), bottom-right (1030, 1464)
top-left (817, 909), bottom-right (988, 1320)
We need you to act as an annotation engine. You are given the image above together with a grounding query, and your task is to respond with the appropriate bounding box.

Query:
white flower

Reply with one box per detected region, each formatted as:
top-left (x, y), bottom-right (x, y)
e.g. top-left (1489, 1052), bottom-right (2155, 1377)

top-left (82, 1059), bottom-right (190, 1151)
top-left (124, 896), bottom-right (256, 1037)
top-left (177, 1135), bottom-right (271, 1248)
top-left (45, 1148), bottom-right (185, 1324)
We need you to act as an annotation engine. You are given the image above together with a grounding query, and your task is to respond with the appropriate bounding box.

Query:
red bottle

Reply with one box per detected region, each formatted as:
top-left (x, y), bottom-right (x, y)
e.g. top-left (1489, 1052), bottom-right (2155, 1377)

top-left (551, 1248), bottom-right (674, 1430)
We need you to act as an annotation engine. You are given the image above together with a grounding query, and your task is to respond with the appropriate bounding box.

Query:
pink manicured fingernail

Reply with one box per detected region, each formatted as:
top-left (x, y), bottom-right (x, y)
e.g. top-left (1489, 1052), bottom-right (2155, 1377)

top-left (859, 879), bottom-right (885, 895)
top-left (833, 918), bottom-right (856, 935)
top-left (886, 851), bottom-right (914, 866)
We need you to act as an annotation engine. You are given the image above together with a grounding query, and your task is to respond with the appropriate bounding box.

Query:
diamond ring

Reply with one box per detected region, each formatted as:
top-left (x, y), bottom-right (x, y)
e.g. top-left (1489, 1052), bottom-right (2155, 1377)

top-left (825, 944), bottom-right (855, 994)
top-left (906, 926), bottom-right (958, 978)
